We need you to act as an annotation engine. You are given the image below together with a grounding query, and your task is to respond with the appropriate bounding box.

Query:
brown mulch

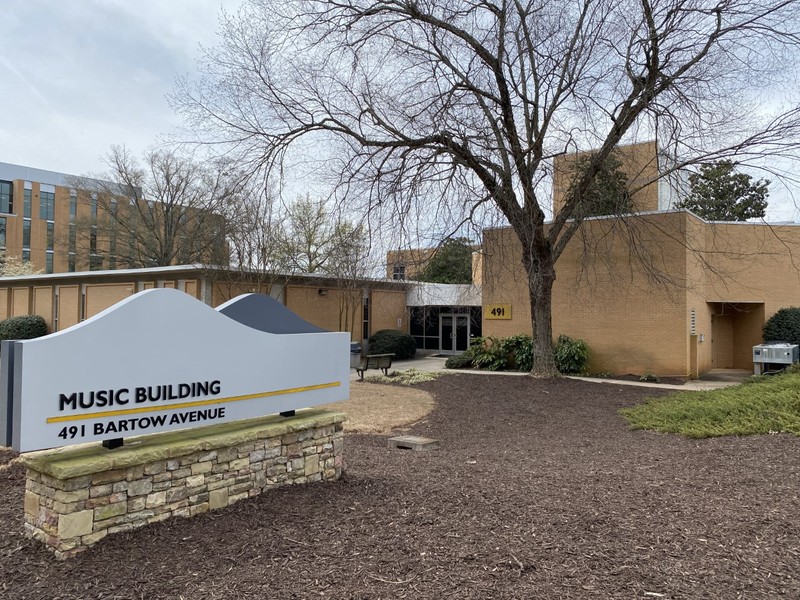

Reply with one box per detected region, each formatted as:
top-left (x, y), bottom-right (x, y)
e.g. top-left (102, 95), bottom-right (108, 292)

top-left (2, 375), bottom-right (799, 599)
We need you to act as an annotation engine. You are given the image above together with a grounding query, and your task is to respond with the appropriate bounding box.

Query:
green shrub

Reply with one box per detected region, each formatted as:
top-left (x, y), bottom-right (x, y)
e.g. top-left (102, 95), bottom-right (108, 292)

top-left (445, 353), bottom-right (474, 369)
top-left (553, 335), bottom-right (589, 374)
top-left (497, 334), bottom-right (534, 372)
top-left (763, 307), bottom-right (800, 344)
top-left (468, 336), bottom-right (508, 371)
top-left (0, 315), bottom-right (48, 341)
top-left (639, 371), bottom-right (660, 383)
top-left (367, 329), bottom-right (417, 360)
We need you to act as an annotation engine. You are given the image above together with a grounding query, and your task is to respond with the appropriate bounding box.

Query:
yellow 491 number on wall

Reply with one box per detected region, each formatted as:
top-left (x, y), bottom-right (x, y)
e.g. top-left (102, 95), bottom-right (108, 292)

top-left (485, 304), bottom-right (512, 320)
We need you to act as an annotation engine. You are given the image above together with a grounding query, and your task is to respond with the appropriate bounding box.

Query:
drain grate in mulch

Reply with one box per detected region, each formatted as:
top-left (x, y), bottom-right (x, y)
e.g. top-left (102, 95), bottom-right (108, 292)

top-left (387, 435), bottom-right (440, 451)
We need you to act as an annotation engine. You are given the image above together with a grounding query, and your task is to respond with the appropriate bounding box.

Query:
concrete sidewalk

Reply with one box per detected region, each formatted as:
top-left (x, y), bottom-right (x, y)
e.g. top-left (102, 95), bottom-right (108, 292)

top-left (351, 354), bottom-right (750, 390)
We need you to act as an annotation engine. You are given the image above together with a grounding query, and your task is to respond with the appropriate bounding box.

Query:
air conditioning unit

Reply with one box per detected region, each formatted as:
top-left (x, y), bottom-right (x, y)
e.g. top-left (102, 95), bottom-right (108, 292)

top-left (753, 343), bottom-right (800, 375)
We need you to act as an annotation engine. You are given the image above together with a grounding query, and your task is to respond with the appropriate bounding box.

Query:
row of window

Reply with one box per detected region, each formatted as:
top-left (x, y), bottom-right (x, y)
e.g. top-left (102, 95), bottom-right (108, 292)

top-left (0, 215), bottom-right (55, 274)
top-left (0, 181), bottom-right (12, 215)
top-left (0, 180), bottom-right (60, 221)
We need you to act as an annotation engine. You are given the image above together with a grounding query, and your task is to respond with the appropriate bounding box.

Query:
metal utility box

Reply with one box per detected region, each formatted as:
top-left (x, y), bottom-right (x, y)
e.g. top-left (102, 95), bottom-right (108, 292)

top-left (752, 343), bottom-right (800, 375)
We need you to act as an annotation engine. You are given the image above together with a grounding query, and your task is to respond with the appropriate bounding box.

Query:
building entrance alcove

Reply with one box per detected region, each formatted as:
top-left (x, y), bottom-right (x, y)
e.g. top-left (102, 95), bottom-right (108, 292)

top-left (708, 302), bottom-right (765, 370)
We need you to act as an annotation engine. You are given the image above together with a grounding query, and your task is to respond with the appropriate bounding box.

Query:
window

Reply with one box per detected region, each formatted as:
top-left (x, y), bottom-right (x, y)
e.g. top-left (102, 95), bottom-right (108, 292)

top-left (90, 193), bottom-right (98, 220)
top-left (0, 217), bottom-right (5, 248)
top-left (69, 190), bottom-right (77, 221)
top-left (69, 223), bottom-right (76, 253)
top-left (90, 225), bottom-right (97, 254)
top-left (39, 190), bottom-right (55, 220)
top-left (362, 295), bottom-right (370, 340)
top-left (392, 263), bottom-right (406, 280)
top-left (24, 184), bottom-right (31, 218)
top-left (22, 220), bottom-right (31, 249)
top-left (22, 249), bottom-right (30, 262)
top-left (45, 252), bottom-right (53, 274)
top-left (109, 199), bottom-right (118, 268)
top-left (89, 254), bottom-right (104, 271)
top-left (47, 222), bottom-right (54, 251)
top-left (0, 180), bottom-right (12, 214)
top-left (68, 253), bottom-right (76, 272)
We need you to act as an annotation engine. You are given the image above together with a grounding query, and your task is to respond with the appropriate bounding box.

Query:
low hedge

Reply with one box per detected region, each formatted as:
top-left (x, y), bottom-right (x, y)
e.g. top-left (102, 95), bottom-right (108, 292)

top-left (367, 329), bottom-right (417, 360)
top-left (0, 315), bottom-right (48, 341)
top-left (445, 353), bottom-right (474, 369)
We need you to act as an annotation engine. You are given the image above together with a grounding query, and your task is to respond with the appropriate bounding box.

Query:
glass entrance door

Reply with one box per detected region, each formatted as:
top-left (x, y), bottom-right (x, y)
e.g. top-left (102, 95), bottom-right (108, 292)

top-left (440, 314), bottom-right (470, 354)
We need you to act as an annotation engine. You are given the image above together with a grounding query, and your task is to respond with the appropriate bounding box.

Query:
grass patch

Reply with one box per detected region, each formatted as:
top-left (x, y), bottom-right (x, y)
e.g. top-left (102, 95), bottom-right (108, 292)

top-left (364, 368), bottom-right (443, 386)
top-left (620, 372), bottom-right (800, 438)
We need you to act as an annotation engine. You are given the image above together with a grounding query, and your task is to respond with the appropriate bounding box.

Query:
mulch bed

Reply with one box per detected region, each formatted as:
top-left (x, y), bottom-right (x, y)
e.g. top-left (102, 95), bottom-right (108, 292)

top-left (2, 375), bottom-right (799, 599)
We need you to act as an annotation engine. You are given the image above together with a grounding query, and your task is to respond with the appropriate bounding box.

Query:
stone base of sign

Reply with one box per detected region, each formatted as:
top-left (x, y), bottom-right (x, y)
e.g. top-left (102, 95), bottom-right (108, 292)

top-left (19, 409), bottom-right (345, 559)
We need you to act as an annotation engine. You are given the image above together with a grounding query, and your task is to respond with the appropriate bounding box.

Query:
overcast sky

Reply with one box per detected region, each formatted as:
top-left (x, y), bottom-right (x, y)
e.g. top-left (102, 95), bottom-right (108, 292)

top-left (0, 0), bottom-right (241, 178)
top-left (0, 0), bottom-right (796, 221)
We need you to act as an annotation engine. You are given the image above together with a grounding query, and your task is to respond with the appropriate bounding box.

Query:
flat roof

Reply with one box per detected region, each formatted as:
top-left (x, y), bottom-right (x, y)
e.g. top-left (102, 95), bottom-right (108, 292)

top-left (0, 263), bottom-right (405, 287)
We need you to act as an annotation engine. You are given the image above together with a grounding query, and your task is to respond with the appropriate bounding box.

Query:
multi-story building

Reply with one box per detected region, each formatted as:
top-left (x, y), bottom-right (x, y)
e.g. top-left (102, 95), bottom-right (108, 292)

top-left (0, 161), bottom-right (224, 274)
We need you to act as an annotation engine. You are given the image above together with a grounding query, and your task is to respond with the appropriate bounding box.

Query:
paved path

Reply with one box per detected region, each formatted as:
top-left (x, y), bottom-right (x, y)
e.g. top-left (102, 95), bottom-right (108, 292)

top-left (352, 354), bottom-right (750, 390)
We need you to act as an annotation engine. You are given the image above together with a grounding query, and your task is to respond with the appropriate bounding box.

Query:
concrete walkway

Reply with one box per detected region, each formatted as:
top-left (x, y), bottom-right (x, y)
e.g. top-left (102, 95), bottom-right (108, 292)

top-left (352, 355), bottom-right (750, 390)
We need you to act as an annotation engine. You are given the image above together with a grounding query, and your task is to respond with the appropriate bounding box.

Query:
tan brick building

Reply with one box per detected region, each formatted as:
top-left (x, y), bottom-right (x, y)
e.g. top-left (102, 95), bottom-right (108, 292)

top-left (481, 140), bottom-right (800, 378)
top-left (483, 139), bottom-right (800, 378)
top-left (0, 162), bottom-right (223, 275)
top-left (0, 265), bottom-right (408, 343)
top-left (552, 140), bottom-right (684, 215)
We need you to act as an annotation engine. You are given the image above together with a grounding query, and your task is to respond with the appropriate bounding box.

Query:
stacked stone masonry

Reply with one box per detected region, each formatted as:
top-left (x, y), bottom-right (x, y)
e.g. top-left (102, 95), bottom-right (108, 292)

top-left (21, 410), bottom-right (345, 559)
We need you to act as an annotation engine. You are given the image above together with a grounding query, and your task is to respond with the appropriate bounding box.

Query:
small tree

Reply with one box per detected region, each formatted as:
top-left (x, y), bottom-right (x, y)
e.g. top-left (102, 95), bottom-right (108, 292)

top-left (210, 179), bottom-right (290, 302)
top-left (567, 153), bottom-right (633, 218)
top-left (417, 238), bottom-right (474, 284)
top-left (0, 251), bottom-right (42, 277)
top-left (677, 160), bottom-right (769, 221)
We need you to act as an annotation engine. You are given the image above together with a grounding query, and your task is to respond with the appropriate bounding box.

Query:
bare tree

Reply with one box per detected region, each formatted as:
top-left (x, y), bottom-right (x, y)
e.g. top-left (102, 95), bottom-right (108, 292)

top-left (176, 0), bottom-right (800, 375)
top-left (73, 146), bottom-right (233, 269)
top-left (209, 177), bottom-right (290, 302)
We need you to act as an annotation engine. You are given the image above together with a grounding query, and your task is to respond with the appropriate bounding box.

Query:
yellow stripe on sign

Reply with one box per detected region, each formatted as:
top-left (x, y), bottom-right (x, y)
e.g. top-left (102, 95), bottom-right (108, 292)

top-left (46, 381), bottom-right (341, 424)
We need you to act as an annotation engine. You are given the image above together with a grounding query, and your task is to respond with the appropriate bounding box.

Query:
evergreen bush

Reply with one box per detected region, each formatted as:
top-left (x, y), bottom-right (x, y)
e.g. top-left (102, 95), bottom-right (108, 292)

top-left (367, 329), bottom-right (417, 360)
top-left (497, 334), bottom-right (534, 372)
top-left (763, 307), bottom-right (800, 345)
top-left (445, 353), bottom-right (474, 369)
top-left (553, 334), bottom-right (590, 374)
top-left (468, 337), bottom-right (508, 371)
top-left (0, 315), bottom-right (48, 341)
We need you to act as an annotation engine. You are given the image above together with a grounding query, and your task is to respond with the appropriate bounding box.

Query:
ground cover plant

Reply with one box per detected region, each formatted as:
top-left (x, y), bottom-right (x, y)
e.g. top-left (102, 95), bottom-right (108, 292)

top-left (621, 370), bottom-right (800, 438)
top-left (364, 368), bottom-right (442, 386)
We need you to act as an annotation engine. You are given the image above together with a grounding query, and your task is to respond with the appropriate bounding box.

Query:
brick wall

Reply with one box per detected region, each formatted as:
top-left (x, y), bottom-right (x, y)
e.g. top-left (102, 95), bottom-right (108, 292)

top-left (482, 211), bottom-right (800, 377)
top-left (370, 289), bottom-right (408, 334)
top-left (552, 141), bottom-right (661, 216)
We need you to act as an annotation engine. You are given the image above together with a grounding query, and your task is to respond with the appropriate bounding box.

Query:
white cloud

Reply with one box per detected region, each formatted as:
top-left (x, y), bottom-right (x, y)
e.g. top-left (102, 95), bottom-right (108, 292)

top-left (0, 0), bottom-right (242, 177)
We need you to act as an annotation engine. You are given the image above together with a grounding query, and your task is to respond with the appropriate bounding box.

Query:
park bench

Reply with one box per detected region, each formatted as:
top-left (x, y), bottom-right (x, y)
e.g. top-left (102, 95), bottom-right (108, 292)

top-left (355, 353), bottom-right (394, 380)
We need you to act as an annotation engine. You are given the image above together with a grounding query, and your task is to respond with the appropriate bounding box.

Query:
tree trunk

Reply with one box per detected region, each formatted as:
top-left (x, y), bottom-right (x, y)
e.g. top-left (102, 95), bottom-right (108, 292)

top-left (526, 257), bottom-right (559, 378)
